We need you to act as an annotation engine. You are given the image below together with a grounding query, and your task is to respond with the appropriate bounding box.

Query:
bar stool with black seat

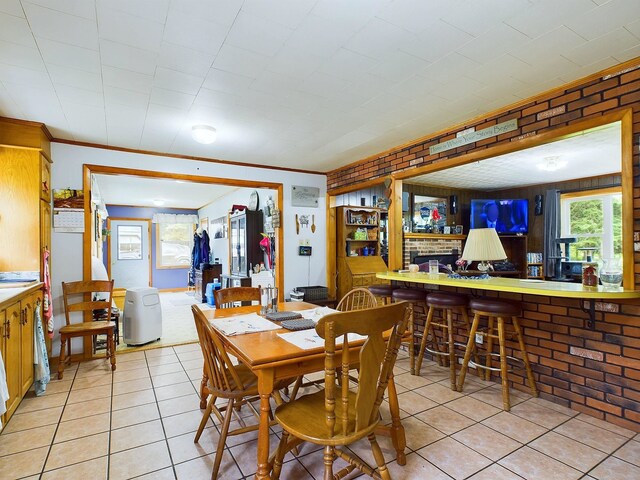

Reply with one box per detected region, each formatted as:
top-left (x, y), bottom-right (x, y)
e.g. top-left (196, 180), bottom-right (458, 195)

top-left (415, 292), bottom-right (474, 390)
top-left (391, 288), bottom-right (428, 375)
top-left (368, 284), bottom-right (397, 305)
top-left (457, 297), bottom-right (538, 410)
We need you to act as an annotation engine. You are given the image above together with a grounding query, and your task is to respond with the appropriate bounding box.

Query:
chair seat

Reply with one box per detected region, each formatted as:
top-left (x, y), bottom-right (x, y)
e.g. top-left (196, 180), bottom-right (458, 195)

top-left (275, 390), bottom-right (377, 445)
top-left (427, 292), bottom-right (468, 308)
top-left (368, 284), bottom-right (396, 297)
top-left (469, 298), bottom-right (522, 316)
top-left (392, 288), bottom-right (427, 302)
top-left (205, 363), bottom-right (295, 398)
top-left (60, 320), bottom-right (116, 335)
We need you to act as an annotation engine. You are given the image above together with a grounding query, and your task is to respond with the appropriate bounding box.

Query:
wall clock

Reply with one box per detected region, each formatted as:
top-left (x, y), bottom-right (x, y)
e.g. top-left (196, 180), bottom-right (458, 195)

top-left (248, 190), bottom-right (259, 211)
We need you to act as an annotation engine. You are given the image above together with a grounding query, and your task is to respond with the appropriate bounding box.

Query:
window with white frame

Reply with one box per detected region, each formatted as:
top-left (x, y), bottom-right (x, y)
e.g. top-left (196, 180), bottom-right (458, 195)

top-left (560, 189), bottom-right (622, 262)
top-left (156, 223), bottom-right (193, 268)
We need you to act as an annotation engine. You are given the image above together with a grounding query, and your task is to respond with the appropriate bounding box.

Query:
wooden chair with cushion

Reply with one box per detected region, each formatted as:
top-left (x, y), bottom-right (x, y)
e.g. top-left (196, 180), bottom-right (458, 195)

top-left (272, 301), bottom-right (411, 480)
top-left (213, 286), bottom-right (260, 308)
top-left (59, 280), bottom-right (116, 379)
top-left (191, 305), bottom-right (294, 479)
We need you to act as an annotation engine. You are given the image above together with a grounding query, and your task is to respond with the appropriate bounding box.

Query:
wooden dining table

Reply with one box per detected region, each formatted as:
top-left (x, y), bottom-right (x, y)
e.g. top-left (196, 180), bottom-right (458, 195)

top-left (193, 301), bottom-right (408, 480)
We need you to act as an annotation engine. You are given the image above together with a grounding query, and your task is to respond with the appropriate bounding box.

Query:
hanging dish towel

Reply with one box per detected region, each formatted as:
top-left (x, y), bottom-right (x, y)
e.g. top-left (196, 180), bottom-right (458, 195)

top-left (43, 249), bottom-right (54, 338)
top-left (0, 349), bottom-right (9, 429)
top-left (33, 302), bottom-right (50, 396)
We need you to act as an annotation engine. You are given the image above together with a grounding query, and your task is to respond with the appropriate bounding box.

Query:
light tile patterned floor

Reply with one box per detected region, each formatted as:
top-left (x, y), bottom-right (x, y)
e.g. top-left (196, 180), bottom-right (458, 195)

top-left (1, 346), bottom-right (639, 480)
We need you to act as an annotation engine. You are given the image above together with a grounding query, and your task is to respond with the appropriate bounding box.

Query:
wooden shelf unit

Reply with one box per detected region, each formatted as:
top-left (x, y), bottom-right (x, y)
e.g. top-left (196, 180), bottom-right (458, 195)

top-left (526, 251), bottom-right (545, 279)
top-left (497, 235), bottom-right (528, 279)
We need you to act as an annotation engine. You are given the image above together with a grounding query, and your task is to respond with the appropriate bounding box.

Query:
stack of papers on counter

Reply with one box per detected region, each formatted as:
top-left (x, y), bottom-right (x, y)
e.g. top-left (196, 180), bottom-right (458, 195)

top-left (211, 313), bottom-right (279, 336)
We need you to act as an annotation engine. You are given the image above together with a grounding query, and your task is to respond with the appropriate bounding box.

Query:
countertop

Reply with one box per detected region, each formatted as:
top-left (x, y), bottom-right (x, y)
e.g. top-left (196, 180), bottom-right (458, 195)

top-left (0, 283), bottom-right (43, 310)
top-left (376, 271), bottom-right (640, 299)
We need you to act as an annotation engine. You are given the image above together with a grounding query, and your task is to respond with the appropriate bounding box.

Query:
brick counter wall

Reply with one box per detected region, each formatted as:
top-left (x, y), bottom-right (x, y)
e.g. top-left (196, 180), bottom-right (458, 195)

top-left (328, 59), bottom-right (640, 431)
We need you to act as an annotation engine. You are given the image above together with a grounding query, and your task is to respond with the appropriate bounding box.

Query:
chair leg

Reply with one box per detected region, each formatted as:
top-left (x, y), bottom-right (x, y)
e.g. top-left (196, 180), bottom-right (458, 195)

top-left (109, 331), bottom-right (116, 371)
top-left (323, 445), bottom-right (334, 480)
top-left (512, 315), bottom-right (538, 398)
top-left (211, 398), bottom-right (234, 480)
top-left (409, 303), bottom-right (416, 375)
top-left (446, 309), bottom-right (456, 391)
top-left (460, 307), bottom-right (482, 378)
top-left (485, 316), bottom-right (495, 381)
top-left (497, 317), bottom-right (510, 411)
top-left (195, 393), bottom-right (215, 442)
top-left (58, 336), bottom-right (66, 380)
top-left (415, 305), bottom-right (435, 375)
top-left (457, 313), bottom-right (480, 392)
top-left (369, 433), bottom-right (391, 480)
top-left (199, 370), bottom-right (209, 409)
top-left (272, 430), bottom-right (290, 480)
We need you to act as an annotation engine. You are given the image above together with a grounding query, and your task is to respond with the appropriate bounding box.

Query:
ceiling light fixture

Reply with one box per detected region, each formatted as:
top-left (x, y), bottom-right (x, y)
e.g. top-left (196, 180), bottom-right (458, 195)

top-left (153, 199), bottom-right (165, 206)
top-left (537, 156), bottom-right (567, 172)
top-left (192, 124), bottom-right (217, 144)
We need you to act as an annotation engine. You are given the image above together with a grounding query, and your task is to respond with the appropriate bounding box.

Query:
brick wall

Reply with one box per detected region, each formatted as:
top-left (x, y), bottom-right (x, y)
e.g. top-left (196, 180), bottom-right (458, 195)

top-left (328, 59), bottom-right (640, 432)
top-left (404, 237), bottom-right (462, 268)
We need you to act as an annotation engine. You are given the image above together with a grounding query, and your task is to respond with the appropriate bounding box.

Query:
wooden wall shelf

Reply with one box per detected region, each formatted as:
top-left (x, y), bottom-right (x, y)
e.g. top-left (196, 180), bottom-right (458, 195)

top-left (404, 233), bottom-right (466, 240)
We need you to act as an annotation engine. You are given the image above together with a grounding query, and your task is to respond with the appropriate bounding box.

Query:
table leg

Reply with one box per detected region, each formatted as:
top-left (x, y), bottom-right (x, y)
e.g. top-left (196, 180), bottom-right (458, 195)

top-left (255, 369), bottom-right (275, 480)
top-left (386, 375), bottom-right (406, 465)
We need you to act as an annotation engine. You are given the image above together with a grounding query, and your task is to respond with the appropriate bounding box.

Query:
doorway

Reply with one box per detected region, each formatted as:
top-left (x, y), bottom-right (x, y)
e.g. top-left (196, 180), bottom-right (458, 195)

top-left (107, 218), bottom-right (152, 289)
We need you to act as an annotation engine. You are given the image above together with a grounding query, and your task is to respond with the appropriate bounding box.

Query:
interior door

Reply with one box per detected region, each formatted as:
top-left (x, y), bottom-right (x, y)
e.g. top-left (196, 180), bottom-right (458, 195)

top-left (110, 219), bottom-right (151, 289)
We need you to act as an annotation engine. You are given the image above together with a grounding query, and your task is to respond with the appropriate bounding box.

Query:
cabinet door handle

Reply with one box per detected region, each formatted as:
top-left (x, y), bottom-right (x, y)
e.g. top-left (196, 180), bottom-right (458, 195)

top-left (6, 318), bottom-right (10, 339)
top-left (23, 308), bottom-right (28, 325)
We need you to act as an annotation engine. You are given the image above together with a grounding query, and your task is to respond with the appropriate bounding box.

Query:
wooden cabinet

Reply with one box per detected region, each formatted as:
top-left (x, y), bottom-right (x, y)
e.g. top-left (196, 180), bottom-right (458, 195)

top-left (194, 264), bottom-right (223, 303)
top-left (337, 206), bottom-right (381, 258)
top-left (498, 235), bottom-right (528, 279)
top-left (337, 256), bottom-right (389, 301)
top-left (40, 154), bottom-right (51, 201)
top-left (229, 210), bottom-right (264, 277)
top-left (0, 288), bottom-right (42, 425)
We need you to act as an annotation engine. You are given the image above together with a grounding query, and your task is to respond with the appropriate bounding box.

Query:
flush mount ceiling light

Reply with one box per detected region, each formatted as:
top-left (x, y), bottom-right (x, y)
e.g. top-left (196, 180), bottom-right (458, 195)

top-left (153, 199), bottom-right (165, 206)
top-left (537, 156), bottom-right (567, 172)
top-left (191, 124), bottom-right (217, 144)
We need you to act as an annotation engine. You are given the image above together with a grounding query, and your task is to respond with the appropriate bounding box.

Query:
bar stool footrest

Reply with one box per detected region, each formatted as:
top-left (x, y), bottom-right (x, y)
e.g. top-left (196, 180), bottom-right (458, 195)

top-left (469, 352), bottom-right (525, 373)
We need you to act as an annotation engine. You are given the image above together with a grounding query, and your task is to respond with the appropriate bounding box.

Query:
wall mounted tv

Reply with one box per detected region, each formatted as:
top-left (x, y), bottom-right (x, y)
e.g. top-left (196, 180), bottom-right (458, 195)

top-left (470, 199), bottom-right (529, 234)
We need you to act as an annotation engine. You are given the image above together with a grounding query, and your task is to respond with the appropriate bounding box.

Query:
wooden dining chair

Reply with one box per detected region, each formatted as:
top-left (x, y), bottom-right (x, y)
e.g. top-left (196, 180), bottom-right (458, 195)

top-left (191, 305), bottom-right (294, 479)
top-left (213, 286), bottom-right (260, 308)
top-left (336, 287), bottom-right (378, 312)
top-left (58, 280), bottom-right (116, 379)
top-left (272, 301), bottom-right (411, 480)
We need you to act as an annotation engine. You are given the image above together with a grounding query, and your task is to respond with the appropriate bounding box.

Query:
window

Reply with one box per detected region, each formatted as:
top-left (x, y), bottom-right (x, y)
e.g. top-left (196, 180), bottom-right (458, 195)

top-left (117, 225), bottom-right (142, 260)
top-left (561, 189), bottom-right (622, 262)
top-left (156, 223), bottom-right (193, 268)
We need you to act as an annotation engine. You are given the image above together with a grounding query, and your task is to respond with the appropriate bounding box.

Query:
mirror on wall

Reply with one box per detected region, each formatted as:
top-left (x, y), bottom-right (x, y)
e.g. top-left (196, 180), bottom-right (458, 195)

top-left (410, 195), bottom-right (447, 233)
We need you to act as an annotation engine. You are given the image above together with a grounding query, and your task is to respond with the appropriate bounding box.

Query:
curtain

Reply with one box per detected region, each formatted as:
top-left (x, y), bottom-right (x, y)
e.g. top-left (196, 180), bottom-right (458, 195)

top-left (543, 189), bottom-right (560, 278)
top-left (152, 213), bottom-right (199, 224)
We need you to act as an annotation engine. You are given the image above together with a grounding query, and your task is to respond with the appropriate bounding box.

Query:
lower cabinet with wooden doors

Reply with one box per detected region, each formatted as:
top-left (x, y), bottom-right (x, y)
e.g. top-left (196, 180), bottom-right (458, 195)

top-left (0, 285), bottom-right (43, 426)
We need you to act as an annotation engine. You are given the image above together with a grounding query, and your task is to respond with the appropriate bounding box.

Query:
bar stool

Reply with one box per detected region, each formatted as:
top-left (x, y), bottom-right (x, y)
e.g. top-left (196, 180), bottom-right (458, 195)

top-left (391, 288), bottom-right (428, 375)
top-left (457, 297), bottom-right (538, 411)
top-left (368, 284), bottom-right (397, 305)
top-left (416, 292), bottom-right (473, 390)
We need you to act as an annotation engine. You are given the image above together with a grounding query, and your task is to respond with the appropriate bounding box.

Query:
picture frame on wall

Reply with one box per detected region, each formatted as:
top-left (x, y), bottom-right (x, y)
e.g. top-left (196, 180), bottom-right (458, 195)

top-left (443, 226), bottom-right (451, 234)
top-left (454, 225), bottom-right (464, 235)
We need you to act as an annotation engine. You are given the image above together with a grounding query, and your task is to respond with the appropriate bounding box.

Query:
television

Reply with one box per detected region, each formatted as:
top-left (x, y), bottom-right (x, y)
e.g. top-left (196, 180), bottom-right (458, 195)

top-left (470, 199), bottom-right (529, 234)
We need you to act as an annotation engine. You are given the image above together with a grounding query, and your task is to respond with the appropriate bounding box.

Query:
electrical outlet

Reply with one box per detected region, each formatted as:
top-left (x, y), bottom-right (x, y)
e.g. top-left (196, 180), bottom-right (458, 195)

top-left (475, 333), bottom-right (483, 344)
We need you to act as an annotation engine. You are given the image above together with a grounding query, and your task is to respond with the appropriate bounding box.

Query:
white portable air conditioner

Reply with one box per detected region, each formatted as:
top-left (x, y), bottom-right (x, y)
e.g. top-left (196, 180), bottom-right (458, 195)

top-left (123, 287), bottom-right (162, 345)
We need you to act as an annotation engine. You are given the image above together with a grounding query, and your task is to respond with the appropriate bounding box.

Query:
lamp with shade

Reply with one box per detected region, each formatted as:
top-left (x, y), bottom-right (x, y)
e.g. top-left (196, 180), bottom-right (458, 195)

top-left (461, 228), bottom-right (507, 272)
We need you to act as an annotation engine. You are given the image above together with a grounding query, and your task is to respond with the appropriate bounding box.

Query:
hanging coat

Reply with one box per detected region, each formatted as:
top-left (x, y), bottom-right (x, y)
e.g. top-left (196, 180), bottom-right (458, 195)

top-left (200, 229), bottom-right (211, 266)
top-left (189, 232), bottom-right (202, 285)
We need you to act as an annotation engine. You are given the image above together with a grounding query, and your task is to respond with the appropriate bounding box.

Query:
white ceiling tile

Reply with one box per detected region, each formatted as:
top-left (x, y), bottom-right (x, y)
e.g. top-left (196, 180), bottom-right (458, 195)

top-left (48, 63), bottom-right (102, 92)
top-left (97, 5), bottom-right (164, 52)
top-left (614, 43), bottom-right (640, 63)
top-left (564, 27), bottom-right (640, 66)
top-left (318, 48), bottom-right (379, 82)
top-left (458, 23), bottom-right (529, 64)
top-left (388, 74), bottom-right (444, 101)
top-left (22, 2), bottom-right (98, 49)
top-left (226, 11), bottom-right (293, 56)
top-left (96, 0), bottom-right (169, 23)
top-left (377, 0), bottom-right (464, 34)
top-left (297, 72), bottom-right (353, 100)
top-left (167, 0), bottom-right (243, 27)
top-left (157, 42), bottom-right (214, 77)
top-left (249, 71), bottom-right (301, 98)
top-left (99, 40), bottom-right (157, 76)
top-left (509, 26), bottom-right (587, 66)
top-left (0, 40), bottom-right (44, 71)
top-left (105, 102), bottom-right (145, 145)
top-left (153, 67), bottom-right (203, 95)
top-left (0, 62), bottom-right (52, 89)
top-left (400, 19), bottom-right (473, 63)
top-left (102, 65), bottom-right (154, 94)
top-left (37, 37), bottom-right (101, 73)
top-left (25, 0), bottom-right (95, 20)
top-left (311, 0), bottom-right (392, 32)
top-left (0, 0), bottom-right (24, 17)
top-left (266, 44), bottom-right (323, 79)
top-left (55, 83), bottom-right (104, 108)
top-left (103, 85), bottom-right (150, 108)
top-left (241, 0), bottom-right (315, 29)
top-left (59, 101), bottom-right (107, 142)
top-left (194, 87), bottom-right (238, 109)
top-left (504, 0), bottom-right (599, 38)
top-left (0, 80), bottom-right (24, 117)
top-left (162, 10), bottom-right (228, 55)
top-left (345, 17), bottom-right (417, 60)
top-left (626, 18), bottom-right (640, 38)
top-left (0, 12), bottom-right (35, 46)
top-left (212, 44), bottom-right (269, 78)
top-left (2, 81), bottom-right (67, 126)
top-left (419, 52), bottom-right (482, 84)
top-left (202, 68), bottom-right (254, 94)
top-left (283, 14), bottom-right (353, 59)
top-left (150, 87), bottom-right (195, 109)
top-left (368, 50), bottom-right (429, 82)
top-left (565, 0), bottom-right (640, 41)
top-left (440, 0), bottom-right (530, 37)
